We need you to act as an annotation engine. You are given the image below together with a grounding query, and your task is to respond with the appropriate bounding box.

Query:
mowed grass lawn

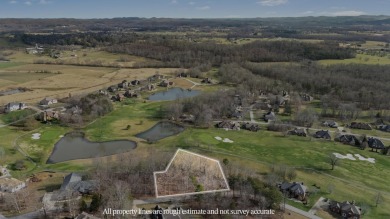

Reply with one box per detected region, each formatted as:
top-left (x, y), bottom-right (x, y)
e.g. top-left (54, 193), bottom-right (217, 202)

top-left (81, 101), bottom-right (390, 218)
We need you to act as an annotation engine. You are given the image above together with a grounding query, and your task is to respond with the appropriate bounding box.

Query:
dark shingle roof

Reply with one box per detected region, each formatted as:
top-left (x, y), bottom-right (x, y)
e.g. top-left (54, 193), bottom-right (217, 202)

top-left (368, 138), bottom-right (385, 149)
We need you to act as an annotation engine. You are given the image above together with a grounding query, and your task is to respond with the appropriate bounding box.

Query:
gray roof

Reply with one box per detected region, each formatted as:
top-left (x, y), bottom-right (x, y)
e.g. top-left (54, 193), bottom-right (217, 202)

top-left (368, 138), bottom-right (385, 149)
top-left (289, 182), bottom-right (307, 195)
top-left (315, 130), bottom-right (331, 139)
top-left (60, 173), bottom-right (82, 190)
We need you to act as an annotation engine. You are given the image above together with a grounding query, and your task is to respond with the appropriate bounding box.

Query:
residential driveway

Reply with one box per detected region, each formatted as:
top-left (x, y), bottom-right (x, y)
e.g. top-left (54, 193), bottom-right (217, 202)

top-left (282, 204), bottom-right (322, 219)
top-left (309, 197), bottom-right (326, 215)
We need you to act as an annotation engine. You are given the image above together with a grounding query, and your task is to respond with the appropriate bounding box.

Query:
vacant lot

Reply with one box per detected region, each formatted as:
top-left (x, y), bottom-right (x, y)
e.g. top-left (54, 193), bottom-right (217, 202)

top-left (155, 149), bottom-right (228, 196)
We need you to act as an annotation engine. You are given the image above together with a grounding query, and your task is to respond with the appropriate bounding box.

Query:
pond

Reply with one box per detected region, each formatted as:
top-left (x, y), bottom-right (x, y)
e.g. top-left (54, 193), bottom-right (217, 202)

top-left (46, 132), bottom-right (137, 164)
top-left (135, 121), bottom-right (185, 142)
top-left (148, 87), bottom-right (201, 101)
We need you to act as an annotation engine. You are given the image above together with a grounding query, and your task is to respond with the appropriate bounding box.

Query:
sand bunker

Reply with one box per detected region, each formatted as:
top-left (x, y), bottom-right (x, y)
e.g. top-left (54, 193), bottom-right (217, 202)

top-left (333, 153), bottom-right (375, 163)
top-left (354, 154), bottom-right (375, 163)
top-left (32, 133), bottom-right (41, 140)
top-left (215, 136), bottom-right (234, 143)
top-left (333, 153), bottom-right (356, 160)
top-left (222, 138), bottom-right (234, 143)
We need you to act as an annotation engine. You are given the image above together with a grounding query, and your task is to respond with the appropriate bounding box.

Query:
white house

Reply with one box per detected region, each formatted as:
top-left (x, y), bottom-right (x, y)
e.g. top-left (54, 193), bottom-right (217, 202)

top-left (40, 97), bottom-right (58, 105)
top-left (4, 102), bottom-right (26, 113)
top-left (0, 178), bottom-right (26, 193)
top-left (26, 44), bottom-right (44, 54)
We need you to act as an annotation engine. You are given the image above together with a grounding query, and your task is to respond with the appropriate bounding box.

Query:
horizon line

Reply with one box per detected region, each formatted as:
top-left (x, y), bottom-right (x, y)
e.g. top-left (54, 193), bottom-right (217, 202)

top-left (0, 14), bottom-right (389, 20)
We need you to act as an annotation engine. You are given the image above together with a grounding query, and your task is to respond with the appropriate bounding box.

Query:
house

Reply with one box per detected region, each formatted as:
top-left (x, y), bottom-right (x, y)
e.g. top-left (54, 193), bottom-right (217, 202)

top-left (98, 89), bottom-right (109, 96)
top-left (329, 201), bottom-right (361, 219)
top-left (216, 121), bottom-right (240, 131)
top-left (0, 178), bottom-right (26, 193)
top-left (124, 90), bottom-right (138, 98)
top-left (367, 137), bottom-right (385, 152)
top-left (107, 86), bottom-right (118, 93)
top-left (111, 93), bottom-right (125, 102)
top-left (314, 130), bottom-right (331, 140)
top-left (146, 83), bottom-right (156, 91)
top-left (349, 122), bottom-right (372, 130)
top-left (288, 128), bottom-right (307, 137)
top-left (300, 93), bottom-right (314, 102)
top-left (148, 74), bottom-right (164, 82)
top-left (279, 182), bottom-right (307, 201)
top-left (179, 114), bottom-right (195, 123)
top-left (322, 120), bottom-right (338, 128)
top-left (118, 80), bottom-right (129, 89)
top-left (40, 97), bottom-right (58, 105)
top-left (159, 79), bottom-right (175, 87)
top-left (39, 110), bottom-right (60, 122)
top-left (378, 124), bottom-right (390, 132)
top-left (242, 123), bottom-right (260, 132)
top-left (263, 111), bottom-right (276, 122)
top-left (177, 72), bottom-right (188, 78)
top-left (130, 80), bottom-right (141, 86)
top-left (335, 134), bottom-right (361, 146)
top-left (51, 173), bottom-right (97, 201)
top-left (201, 78), bottom-right (213, 84)
top-left (231, 111), bottom-right (243, 119)
top-left (25, 44), bottom-right (44, 54)
top-left (4, 102), bottom-right (26, 113)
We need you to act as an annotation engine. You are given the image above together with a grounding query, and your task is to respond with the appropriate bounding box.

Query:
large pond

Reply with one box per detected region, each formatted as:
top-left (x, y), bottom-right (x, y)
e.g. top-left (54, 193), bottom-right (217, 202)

top-left (136, 121), bottom-right (185, 142)
top-left (148, 87), bottom-right (201, 101)
top-left (47, 132), bottom-right (137, 164)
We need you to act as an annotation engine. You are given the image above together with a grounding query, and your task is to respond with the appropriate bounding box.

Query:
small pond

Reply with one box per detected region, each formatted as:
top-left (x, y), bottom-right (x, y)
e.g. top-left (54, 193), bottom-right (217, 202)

top-left (47, 132), bottom-right (137, 164)
top-left (135, 121), bottom-right (185, 142)
top-left (148, 87), bottom-right (201, 101)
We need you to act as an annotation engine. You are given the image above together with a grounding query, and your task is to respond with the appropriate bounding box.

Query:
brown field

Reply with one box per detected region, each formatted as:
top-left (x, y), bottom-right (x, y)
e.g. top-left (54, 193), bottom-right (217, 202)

top-left (0, 64), bottom-right (179, 105)
top-left (170, 78), bottom-right (194, 89)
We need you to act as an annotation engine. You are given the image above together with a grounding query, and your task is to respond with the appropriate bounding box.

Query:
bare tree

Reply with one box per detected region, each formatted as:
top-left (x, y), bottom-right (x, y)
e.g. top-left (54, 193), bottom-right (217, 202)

top-left (329, 153), bottom-right (339, 170)
top-left (286, 168), bottom-right (297, 181)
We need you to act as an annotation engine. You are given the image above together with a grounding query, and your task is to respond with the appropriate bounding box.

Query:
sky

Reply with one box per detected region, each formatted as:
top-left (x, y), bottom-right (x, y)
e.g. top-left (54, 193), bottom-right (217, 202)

top-left (0, 0), bottom-right (390, 18)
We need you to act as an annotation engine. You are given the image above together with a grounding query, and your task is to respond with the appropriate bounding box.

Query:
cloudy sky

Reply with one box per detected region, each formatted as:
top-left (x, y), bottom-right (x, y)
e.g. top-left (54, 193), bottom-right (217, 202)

top-left (0, 0), bottom-right (389, 18)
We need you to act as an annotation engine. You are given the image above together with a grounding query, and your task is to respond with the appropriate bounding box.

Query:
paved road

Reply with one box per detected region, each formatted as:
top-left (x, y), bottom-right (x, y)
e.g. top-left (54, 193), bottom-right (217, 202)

top-left (283, 204), bottom-right (322, 219)
top-left (7, 210), bottom-right (42, 219)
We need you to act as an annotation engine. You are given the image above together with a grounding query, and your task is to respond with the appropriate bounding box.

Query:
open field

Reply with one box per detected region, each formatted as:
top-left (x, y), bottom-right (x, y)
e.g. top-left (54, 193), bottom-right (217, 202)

top-left (319, 54), bottom-right (390, 65)
top-left (0, 62), bottom-right (179, 105)
top-left (6, 49), bottom-right (153, 67)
